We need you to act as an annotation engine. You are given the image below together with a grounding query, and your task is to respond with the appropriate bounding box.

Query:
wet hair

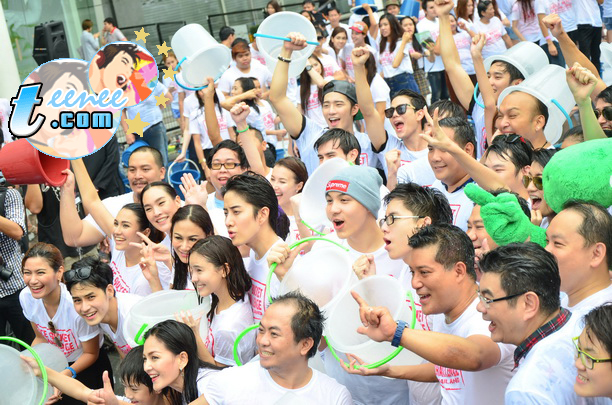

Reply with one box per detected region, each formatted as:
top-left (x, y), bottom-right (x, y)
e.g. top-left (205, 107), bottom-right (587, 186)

top-left (36, 61), bottom-right (88, 98)
top-left (274, 157), bottom-right (308, 192)
top-left (562, 200), bottom-right (612, 269)
top-left (582, 303), bottom-right (612, 360)
top-left (189, 236), bottom-right (252, 320)
top-left (430, 99), bottom-right (467, 120)
top-left (329, 27), bottom-right (348, 58)
top-left (408, 223), bottom-right (477, 280)
top-left (300, 54), bottom-right (325, 109)
top-left (439, 117), bottom-right (476, 155)
top-left (98, 43), bottom-right (141, 70)
top-left (379, 14), bottom-right (403, 53)
top-left (140, 182), bottom-right (178, 212)
top-left (170, 205), bottom-right (215, 290)
top-left (223, 172), bottom-right (290, 239)
top-left (489, 60), bottom-right (524, 83)
top-left (271, 291), bottom-right (325, 358)
top-left (234, 77), bottom-right (260, 114)
top-left (219, 26), bottom-right (235, 41)
top-left (82, 19), bottom-right (93, 30)
top-left (558, 125), bottom-right (584, 146)
top-left (484, 134), bottom-right (534, 175)
top-left (65, 256), bottom-right (114, 294)
top-left (120, 203), bottom-right (164, 243)
top-left (129, 145), bottom-right (164, 169)
top-left (313, 128), bottom-right (362, 165)
top-left (456, 0), bottom-right (474, 21)
top-left (596, 85), bottom-right (612, 104)
top-left (531, 148), bottom-right (556, 168)
top-left (144, 321), bottom-right (221, 403)
top-left (392, 89), bottom-right (427, 128)
top-left (207, 140), bottom-right (249, 170)
top-left (22, 242), bottom-right (64, 273)
top-left (479, 242), bottom-right (561, 316)
top-left (384, 183), bottom-right (453, 224)
top-left (120, 346), bottom-right (153, 393)
top-left (103, 17), bottom-right (117, 28)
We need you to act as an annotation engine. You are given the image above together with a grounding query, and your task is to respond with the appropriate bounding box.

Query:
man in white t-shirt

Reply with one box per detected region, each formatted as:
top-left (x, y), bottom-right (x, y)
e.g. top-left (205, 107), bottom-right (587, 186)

top-left (269, 32), bottom-right (375, 174)
top-left (349, 223), bottom-right (514, 405)
top-left (417, 0), bottom-right (448, 102)
top-left (326, 6), bottom-right (353, 44)
top-left (202, 292), bottom-right (352, 404)
top-left (217, 41), bottom-right (272, 97)
top-left (60, 146), bottom-right (165, 248)
top-left (477, 243), bottom-right (579, 404)
top-left (545, 201), bottom-right (612, 313)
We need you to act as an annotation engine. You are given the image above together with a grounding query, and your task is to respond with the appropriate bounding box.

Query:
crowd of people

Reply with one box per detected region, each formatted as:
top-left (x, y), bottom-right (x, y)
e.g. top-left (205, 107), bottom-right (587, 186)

top-left (0, 0), bottom-right (612, 403)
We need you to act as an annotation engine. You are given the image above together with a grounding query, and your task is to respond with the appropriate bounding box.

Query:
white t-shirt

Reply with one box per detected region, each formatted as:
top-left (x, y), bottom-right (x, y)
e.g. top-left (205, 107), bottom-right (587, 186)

top-left (512, 1), bottom-right (543, 43)
top-left (378, 40), bottom-right (413, 78)
top-left (574, 0), bottom-right (602, 26)
top-left (295, 117), bottom-right (375, 174)
top-left (474, 17), bottom-right (508, 60)
top-left (371, 74), bottom-right (391, 107)
top-left (561, 284), bottom-right (612, 313)
top-left (99, 292), bottom-right (142, 356)
top-left (255, 100), bottom-right (278, 146)
top-left (431, 179), bottom-right (475, 231)
top-left (189, 104), bottom-right (234, 149)
top-left (249, 43), bottom-right (267, 66)
top-left (397, 155), bottom-right (437, 187)
top-left (298, 84), bottom-right (326, 128)
top-left (108, 237), bottom-right (172, 296)
top-left (245, 239), bottom-right (283, 323)
top-left (604, 0), bottom-right (612, 18)
top-left (203, 361), bottom-right (353, 404)
top-left (206, 192), bottom-right (228, 238)
top-left (505, 312), bottom-right (581, 404)
top-left (204, 298), bottom-right (256, 366)
top-left (318, 53), bottom-right (343, 79)
top-left (433, 298), bottom-right (515, 405)
top-left (20, 283), bottom-right (101, 362)
top-left (217, 60), bottom-right (273, 95)
top-left (326, 22), bottom-right (353, 44)
top-left (455, 30), bottom-right (475, 75)
top-left (416, 18), bottom-right (445, 72)
top-left (471, 95), bottom-right (488, 159)
top-left (83, 192), bottom-right (135, 238)
top-left (546, 0), bottom-right (577, 31)
top-left (183, 93), bottom-right (201, 120)
top-left (375, 133), bottom-right (429, 176)
top-left (341, 43), bottom-right (378, 79)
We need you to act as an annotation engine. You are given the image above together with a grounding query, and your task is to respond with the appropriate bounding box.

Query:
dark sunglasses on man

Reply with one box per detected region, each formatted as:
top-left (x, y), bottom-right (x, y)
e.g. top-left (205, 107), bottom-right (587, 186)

top-left (593, 106), bottom-right (612, 121)
top-left (384, 104), bottom-right (415, 119)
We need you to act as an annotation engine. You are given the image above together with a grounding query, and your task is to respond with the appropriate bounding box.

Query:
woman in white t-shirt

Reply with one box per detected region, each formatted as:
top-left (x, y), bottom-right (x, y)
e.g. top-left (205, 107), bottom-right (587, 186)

top-left (143, 320), bottom-right (221, 404)
top-left (456, 0), bottom-right (477, 32)
top-left (183, 236), bottom-right (256, 366)
top-left (162, 51), bottom-right (193, 133)
top-left (511, 0), bottom-right (542, 43)
top-left (328, 27), bottom-right (350, 77)
top-left (298, 55), bottom-right (328, 127)
top-left (252, 78), bottom-right (286, 148)
top-left (379, 14), bottom-right (420, 96)
top-left (312, 27), bottom-right (345, 80)
top-left (474, 0), bottom-right (512, 59)
top-left (20, 242), bottom-right (105, 403)
top-left (401, 16), bottom-right (432, 98)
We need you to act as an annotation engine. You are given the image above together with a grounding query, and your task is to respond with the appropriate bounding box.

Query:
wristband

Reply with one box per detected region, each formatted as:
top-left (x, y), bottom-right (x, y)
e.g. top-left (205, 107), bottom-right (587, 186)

top-left (391, 320), bottom-right (407, 347)
top-left (277, 55), bottom-right (291, 63)
top-left (545, 35), bottom-right (553, 41)
top-left (199, 158), bottom-right (206, 164)
top-left (65, 366), bottom-right (77, 378)
top-left (236, 125), bottom-right (250, 134)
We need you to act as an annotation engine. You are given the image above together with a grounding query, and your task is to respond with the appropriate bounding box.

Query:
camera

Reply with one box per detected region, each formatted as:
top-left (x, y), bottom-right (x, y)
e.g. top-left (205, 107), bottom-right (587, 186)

top-left (0, 256), bottom-right (13, 282)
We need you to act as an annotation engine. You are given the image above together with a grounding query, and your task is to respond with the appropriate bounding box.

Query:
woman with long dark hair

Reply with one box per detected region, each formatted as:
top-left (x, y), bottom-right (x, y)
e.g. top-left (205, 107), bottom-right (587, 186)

top-left (400, 16), bottom-right (432, 98)
top-left (379, 14), bottom-right (420, 96)
top-left (298, 55), bottom-right (327, 127)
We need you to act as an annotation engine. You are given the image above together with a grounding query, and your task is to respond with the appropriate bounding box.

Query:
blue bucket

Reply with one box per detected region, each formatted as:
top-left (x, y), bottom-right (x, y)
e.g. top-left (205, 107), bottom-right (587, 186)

top-left (167, 160), bottom-right (201, 199)
top-left (122, 140), bottom-right (149, 168)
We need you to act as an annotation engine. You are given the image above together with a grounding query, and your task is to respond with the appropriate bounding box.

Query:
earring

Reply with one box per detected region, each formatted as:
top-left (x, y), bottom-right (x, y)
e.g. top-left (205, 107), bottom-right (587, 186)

top-left (180, 368), bottom-right (184, 377)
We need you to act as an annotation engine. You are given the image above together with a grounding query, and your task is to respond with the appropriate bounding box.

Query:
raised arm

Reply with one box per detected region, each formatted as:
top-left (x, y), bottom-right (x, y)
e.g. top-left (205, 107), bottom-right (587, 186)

top-left (393, 32), bottom-right (412, 69)
top-left (471, 34), bottom-right (497, 144)
top-left (24, 185), bottom-right (43, 215)
top-left (231, 103), bottom-right (267, 176)
top-left (353, 46), bottom-right (387, 150)
top-left (363, 3), bottom-right (379, 40)
top-left (566, 63), bottom-right (607, 140)
top-left (71, 159), bottom-right (115, 237)
top-left (202, 78), bottom-right (223, 147)
top-left (269, 33), bottom-right (309, 138)
top-left (435, 0), bottom-right (475, 110)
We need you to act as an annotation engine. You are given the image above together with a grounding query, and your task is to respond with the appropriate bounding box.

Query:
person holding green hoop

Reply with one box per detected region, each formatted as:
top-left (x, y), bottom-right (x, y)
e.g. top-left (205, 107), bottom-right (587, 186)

top-left (343, 224), bottom-right (514, 405)
top-left (199, 291), bottom-right (353, 404)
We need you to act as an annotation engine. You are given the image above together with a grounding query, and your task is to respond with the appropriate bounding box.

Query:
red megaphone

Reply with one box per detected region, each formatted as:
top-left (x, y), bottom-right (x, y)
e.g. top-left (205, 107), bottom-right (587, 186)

top-left (0, 139), bottom-right (69, 187)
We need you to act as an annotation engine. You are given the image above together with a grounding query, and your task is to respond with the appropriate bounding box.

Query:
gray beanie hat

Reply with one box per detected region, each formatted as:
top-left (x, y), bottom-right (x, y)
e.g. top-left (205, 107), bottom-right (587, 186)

top-left (325, 165), bottom-right (382, 217)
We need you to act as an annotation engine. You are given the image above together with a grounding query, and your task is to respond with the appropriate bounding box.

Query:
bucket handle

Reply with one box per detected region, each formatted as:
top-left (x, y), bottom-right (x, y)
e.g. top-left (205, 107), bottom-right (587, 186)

top-left (265, 236), bottom-right (350, 305)
top-left (551, 98), bottom-right (573, 129)
top-left (167, 159), bottom-right (201, 179)
top-left (254, 33), bottom-right (319, 46)
top-left (0, 336), bottom-right (49, 405)
top-left (326, 289), bottom-right (418, 370)
top-left (134, 323), bottom-right (150, 346)
top-left (173, 58), bottom-right (209, 91)
top-left (233, 323), bottom-right (260, 366)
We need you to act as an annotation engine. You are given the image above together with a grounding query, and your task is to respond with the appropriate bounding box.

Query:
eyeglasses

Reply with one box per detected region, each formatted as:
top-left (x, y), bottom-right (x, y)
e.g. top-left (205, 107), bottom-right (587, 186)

top-left (573, 336), bottom-right (612, 370)
top-left (477, 290), bottom-right (528, 309)
top-left (492, 134), bottom-right (526, 144)
top-left (522, 175), bottom-right (543, 190)
top-left (378, 214), bottom-right (421, 227)
top-left (593, 106), bottom-right (612, 121)
top-left (210, 162), bottom-right (239, 170)
top-left (317, 35), bottom-right (324, 40)
top-left (63, 266), bottom-right (93, 284)
top-left (384, 104), bottom-right (415, 118)
top-left (48, 321), bottom-right (63, 348)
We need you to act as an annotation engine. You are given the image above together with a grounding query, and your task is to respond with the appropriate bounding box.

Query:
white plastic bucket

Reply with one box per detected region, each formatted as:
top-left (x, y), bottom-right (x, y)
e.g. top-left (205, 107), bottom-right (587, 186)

top-left (326, 276), bottom-right (423, 366)
top-left (299, 157), bottom-right (350, 229)
top-left (22, 343), bottom-right (68, 403)
top-left (123, 290), bottom-right (211, 347)
top-left (0, 344), bottom-right (38, 405)
top-left (484, 41), bottom-right (549, 79)
top-left (171, 24), bottom-right (231, 87)
top-left (498, 64), bottom-right (575, 144)
top-left (279, 246), bottom-right (357, 314)
top-left (256, 12), bottom-right (317, 78)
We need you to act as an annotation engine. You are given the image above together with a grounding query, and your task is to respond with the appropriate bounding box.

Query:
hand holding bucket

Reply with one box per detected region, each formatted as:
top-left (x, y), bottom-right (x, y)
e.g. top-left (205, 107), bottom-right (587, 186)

top-left (0, 139), bottom-right (69, 187)
top-left (0, 336), bottom-right (48, 405)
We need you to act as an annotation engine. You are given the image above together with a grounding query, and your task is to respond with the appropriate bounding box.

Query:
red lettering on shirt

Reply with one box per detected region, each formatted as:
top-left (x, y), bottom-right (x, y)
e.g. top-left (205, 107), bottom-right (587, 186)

top-left (263, 112), bottom-right (275, 130)
top-left (360, 152), bottom-right (369, 166)
top-left (249, 278), bottom-right (267, 322)
top-left (435, 365), bottom-right (466, 390)
top-left (37, 324), bottom-right (79, 358)
top-left (550, 0), bottom-right (572, 14)
top-left (111, 261), bottom-right (130, 293)
top-left (450, 204), bottom-right (461, 225)
top-left (204, 323), bottom-right (216, 357)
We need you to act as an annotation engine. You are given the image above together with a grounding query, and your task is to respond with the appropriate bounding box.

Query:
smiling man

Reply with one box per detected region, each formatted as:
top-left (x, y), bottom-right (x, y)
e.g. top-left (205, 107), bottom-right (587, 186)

top-left (477, 243), bottom-right (580, 404)
top-left (201, 292), bottom-right (352, 404)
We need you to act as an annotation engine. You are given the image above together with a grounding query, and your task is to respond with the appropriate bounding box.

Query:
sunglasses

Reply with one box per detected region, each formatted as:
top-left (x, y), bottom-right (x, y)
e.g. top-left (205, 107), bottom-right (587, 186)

top-left (384, 104), bottom-right (415, 118)
top-left (63, 266), bottom-right (93, 284)
top-left (317, 35), bottom-right (324, 40)
top-left (48, 321), bottom-right (63, 348)
top-left (522, 175), bottom-right (543, 190)
top-left (492, 134), bottom-right (526, 144)
top-left (593, 106), bottom-right (612, 121)
top-left (210, 162), bottom-right (239, 170)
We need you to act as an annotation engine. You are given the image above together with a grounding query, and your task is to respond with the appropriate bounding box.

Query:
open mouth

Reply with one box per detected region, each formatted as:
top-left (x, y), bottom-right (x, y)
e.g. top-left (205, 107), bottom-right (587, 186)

top-left (260, 350), bottom-right (274, 357)
top-left (228, 231), bottom-right (236, 239)
top-left (117, 74), bottom-right (128, 90)
top-left (328, 118), bottom-right (341, 127)
top-left (83, 311), bottom-right (98, 320)
top-left (148, 373), bottom-right (160, 383)
top-left (530, 196), bottom-right (542, 209)
top-left (489, 321), bottom-right (496, 333)
top-left (576, 374), bottom-right (588, 384)
top-left (30, 285), bottom-right (44, 294)
top-left (332, 219), bottom-right (345, 231)
top-left (393, 120), bottom-right (405, 132)
top-left (418, 293), bottom-right (431, 304)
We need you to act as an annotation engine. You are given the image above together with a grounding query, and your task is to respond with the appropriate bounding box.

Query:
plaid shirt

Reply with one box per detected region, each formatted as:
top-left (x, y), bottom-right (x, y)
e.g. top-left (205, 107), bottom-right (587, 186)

top-left (0, 188), bottom-right (26, 298)
top-left (513, 308), bottom-right (571, 369)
